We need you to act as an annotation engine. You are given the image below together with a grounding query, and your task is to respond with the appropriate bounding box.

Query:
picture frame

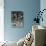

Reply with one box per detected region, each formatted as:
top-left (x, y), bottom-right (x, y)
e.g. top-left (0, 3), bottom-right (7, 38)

top-left (11, 11), bottom-right (24, 27)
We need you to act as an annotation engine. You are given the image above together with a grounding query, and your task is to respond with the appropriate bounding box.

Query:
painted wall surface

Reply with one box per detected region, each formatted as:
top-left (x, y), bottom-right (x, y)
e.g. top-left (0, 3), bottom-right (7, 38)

top-left (4, 0), bottom-right (40, 42)
top-left (0, 0), bottom-right (4, 42)
top-left (40, 0), bottom-right (46, 27)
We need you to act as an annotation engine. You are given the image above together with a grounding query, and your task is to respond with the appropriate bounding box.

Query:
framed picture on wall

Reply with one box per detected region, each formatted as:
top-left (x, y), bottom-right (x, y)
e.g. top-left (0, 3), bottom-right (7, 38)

top-left (11, 11), bottom-right (24, 27)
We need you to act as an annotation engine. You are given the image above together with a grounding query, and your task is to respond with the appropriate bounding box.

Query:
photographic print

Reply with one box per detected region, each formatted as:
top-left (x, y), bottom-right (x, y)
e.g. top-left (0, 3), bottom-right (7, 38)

top-left (11, 11), bottom-right (24, 27)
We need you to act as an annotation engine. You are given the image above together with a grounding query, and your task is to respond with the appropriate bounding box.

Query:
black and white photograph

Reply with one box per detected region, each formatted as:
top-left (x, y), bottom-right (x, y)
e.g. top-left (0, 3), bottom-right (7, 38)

top-left (11, 11), bottom-right (24, 27)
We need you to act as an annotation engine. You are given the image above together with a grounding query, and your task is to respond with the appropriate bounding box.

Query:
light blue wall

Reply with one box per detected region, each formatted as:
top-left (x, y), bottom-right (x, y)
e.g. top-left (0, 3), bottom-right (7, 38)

top-left (40, 0), bottom-right (46, 27)
top-left (4, 0), bottom-right (40, 42)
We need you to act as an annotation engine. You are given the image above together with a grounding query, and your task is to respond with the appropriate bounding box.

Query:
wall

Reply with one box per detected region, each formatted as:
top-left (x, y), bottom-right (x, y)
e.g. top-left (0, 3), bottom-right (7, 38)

top-left (4, 0), bottom-right (40, 42)
top-left (0, 0), bottom-right (4, 42)
top-left (40, 0), bottom-right (46, 26)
